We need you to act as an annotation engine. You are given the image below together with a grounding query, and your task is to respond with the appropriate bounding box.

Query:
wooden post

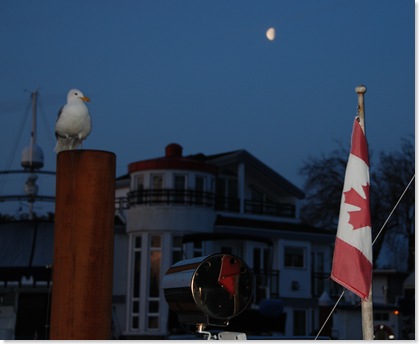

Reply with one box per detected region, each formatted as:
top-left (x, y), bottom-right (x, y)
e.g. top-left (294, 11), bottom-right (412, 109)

top-left (50, 150), bottom-right (116, 339)
top-left (355, 85), bottom-right (374, 340)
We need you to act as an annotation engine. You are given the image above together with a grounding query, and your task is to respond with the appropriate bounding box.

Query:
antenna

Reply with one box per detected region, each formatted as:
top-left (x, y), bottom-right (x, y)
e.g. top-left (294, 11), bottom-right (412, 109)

top-left (21, 90), bottom-right (44, 219)
top-left (21, 90), bottom-right (44, 171)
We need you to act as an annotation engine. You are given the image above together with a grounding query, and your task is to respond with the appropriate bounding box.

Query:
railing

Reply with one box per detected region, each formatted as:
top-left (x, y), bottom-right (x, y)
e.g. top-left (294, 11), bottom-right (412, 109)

top-left (123, 189), bottom-right (296, 218)
top-left (312, 272), bottom-right (342, 298)
top-left (250, 269), bottom-right (280, 303)
top-left (115, 197), bottom-right (130, 210)
top-left (248, 270), bottom-right (341, 304)
top-left (0, 266), bottom-right (52, 287)
top-left (214, 197), bottom-right (295, 218)
top-left (215, 196), bottom-right (240, 212)
top-left (245, 200), bottom-right (295, 218)
top-left (127, 189), bottom-right (216, 208)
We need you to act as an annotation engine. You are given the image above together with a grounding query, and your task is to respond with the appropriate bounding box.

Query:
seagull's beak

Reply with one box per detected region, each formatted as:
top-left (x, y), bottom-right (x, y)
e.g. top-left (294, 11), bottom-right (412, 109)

top-left (81, 96), bottom-right (90, 102)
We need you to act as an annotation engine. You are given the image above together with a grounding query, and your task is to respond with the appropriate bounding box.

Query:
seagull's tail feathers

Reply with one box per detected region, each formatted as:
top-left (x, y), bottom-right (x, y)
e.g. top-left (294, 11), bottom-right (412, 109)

top-left (54, 137), bottom-right (83, 153)
top-left (54, 139), bottom-right (66, 153)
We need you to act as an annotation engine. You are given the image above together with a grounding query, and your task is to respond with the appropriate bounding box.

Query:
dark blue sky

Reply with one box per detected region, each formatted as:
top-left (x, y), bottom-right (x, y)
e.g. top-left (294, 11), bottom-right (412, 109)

top-left (0, 0), bottom-right (414, 216)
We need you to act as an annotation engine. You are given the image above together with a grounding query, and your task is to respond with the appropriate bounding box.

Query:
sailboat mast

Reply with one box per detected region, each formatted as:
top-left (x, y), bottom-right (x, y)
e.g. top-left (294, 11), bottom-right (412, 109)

top-left (30, 90), bottom-right (38, 169)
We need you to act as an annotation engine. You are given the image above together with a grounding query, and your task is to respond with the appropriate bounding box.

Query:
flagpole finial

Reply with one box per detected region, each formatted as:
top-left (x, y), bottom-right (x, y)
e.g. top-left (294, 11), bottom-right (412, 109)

top-left (355, 84), bottom-right (367, 94)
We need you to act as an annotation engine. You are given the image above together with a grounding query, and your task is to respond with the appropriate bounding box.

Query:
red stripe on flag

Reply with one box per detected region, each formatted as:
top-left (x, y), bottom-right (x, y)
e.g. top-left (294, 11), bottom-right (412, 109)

top-left (351, 118), bottom-right (369, 167)
top-left (331, 237), bottom-right (372, 300)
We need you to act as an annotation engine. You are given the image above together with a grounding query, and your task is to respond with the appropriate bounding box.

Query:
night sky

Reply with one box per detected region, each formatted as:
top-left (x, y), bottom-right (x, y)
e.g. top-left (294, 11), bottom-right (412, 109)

top-left (0, 0), bottom-right (414, 216)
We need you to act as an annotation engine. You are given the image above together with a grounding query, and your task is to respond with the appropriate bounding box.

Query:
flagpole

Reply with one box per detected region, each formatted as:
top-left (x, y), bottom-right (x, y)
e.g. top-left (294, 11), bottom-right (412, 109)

top-left (355, 84), bottom-right (374, 340)
top-left (356, 84), bottom-right (367, 132)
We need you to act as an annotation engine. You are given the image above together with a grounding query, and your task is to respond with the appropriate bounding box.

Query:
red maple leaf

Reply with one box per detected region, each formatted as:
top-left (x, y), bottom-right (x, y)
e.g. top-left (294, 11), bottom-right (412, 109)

top-left (343, 184), bottom-right (371, 230)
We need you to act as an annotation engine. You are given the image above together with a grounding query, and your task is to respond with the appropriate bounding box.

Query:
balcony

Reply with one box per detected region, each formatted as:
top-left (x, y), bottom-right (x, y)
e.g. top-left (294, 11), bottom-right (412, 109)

top-left (251, 269), bottom-right (279, 304)
top-left (123, 189), bottom-right (296, 218)
top-left (312, 272), bottom-right (342, 298)
top-left (248, 270), bottom-right (340, 303)
top-left (127, 189), bottom-right (215, 208)
top-left (215, 197), bottom-right (296, 218)
top-left (0, 266), bottom-right (52, 287)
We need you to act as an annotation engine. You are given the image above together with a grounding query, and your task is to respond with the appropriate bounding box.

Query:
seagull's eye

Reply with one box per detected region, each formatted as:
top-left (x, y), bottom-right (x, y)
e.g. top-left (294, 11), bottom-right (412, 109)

top-left (75, 92), bottom-right (78, 96)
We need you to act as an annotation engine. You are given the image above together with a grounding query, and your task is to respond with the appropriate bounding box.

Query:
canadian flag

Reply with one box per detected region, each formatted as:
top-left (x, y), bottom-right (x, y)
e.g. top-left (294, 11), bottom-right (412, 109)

top-left (331, 116), bottom-right (372, 300)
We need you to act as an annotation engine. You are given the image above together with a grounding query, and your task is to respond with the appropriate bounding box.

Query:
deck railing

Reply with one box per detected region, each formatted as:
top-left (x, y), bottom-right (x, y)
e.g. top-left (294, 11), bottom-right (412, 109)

top-left (249, 270), bottom-right (340, 302)
top-left (312, 272), bottom-right (342, 298)
top-left (251, 269), bottom-right (280, 303)
top-left (127, 189), bottom-right (216, 208)
top-left (0, 266), bottom-right (52, 287)
top-left (124, 189), bottom-right (296, 218)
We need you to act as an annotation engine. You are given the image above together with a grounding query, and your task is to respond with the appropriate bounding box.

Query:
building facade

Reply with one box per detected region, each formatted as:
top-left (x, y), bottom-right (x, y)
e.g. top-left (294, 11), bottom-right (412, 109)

top-left (112, 143), bottom-right (336, 338)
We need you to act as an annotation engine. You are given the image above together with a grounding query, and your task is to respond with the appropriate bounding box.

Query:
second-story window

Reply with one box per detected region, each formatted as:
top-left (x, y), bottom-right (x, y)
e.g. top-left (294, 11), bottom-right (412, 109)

top-left (151, 174), bottom-right (164, 203)
top-left (134, 174), bottom-right (144, 203)
top-left (284, 246), bottom-right (306, 269)
top-left (250, 188), bottom-right (264, 214)
top-left (173, 174), bottom-right (187, 203)
top-left (216, 177), bottom-right (238, 211)
top-left (195, 175), bottom-right (206, 205)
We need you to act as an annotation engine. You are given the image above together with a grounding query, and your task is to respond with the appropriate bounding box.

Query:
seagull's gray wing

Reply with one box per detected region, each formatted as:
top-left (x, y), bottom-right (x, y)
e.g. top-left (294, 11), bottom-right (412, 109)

top-left (55, 106), bottom-right (64, 139)
top-left (56, 105), bottom-right (64, 121)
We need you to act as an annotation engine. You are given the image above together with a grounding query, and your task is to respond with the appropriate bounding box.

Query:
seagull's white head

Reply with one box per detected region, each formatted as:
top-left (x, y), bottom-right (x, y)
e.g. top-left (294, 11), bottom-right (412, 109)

top-left (67, 88), bottom-right (90, 103)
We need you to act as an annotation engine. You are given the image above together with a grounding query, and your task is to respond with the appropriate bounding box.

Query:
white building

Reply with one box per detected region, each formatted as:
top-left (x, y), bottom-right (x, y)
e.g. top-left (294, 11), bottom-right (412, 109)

top-left (112, 143), bottom-right (336, 339)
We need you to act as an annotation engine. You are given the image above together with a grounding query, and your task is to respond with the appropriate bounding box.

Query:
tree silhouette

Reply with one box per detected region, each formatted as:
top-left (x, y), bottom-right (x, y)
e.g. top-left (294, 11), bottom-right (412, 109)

top-left (299, 138), bottom-right (414, 271)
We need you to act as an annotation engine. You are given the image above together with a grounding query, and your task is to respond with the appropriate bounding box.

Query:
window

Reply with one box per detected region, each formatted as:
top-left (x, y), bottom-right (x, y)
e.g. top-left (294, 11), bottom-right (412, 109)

top-left (227, 178), bottom-right (238, 199)
top-left (129, 234), bottom-right (164, 334)
top-left (250, 188), bottom-right (264, 214)
top-left (193, 241), bottom-right (203, 258)
top-left (252, 246), bottom-right (271, 303)
top-left (151, 174), bottom-right (164, 189)
top-left (173, 174), bottom-right (187, 203)
top-left (284, 246), bottom-right (305, 268)
top-left (220, 246), bottom-right (233, 254)
top-left (151, 174), bottom-right (164, 203)
top-left (148, 235), bottom-right (161, 330)
top-left (149, 236), bottom-right (161, 297)
top-left (172, 235), bottom-right (183, 263)
top-left (216, 177), bottom-right (239, 211)
top-left (174, 174), bottom-right (187, 189)
top-left (312, 251), bottom-right (325, 295)
top-left (374, 312), bottom-right (390, 321)
top-left (131, 236), bottom-right (142, 330)
top-left (293, 309), bottom-right (307, 335)
top-left (195, 175), bottom-right (206, 205)
top-left (134, 175), bottom-right (144, 203)
top-left (135, 174), bottom-right (144, 190)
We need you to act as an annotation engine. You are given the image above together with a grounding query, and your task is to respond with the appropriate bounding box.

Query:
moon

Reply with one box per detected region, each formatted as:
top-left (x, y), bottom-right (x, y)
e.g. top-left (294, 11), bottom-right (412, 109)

top-left (266, 27), bottom-right (275, 41)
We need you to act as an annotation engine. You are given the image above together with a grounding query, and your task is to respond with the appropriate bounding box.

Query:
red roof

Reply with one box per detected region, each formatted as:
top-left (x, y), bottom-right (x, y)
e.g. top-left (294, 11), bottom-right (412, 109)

top-left (128, 143), bottom-right (218, 174)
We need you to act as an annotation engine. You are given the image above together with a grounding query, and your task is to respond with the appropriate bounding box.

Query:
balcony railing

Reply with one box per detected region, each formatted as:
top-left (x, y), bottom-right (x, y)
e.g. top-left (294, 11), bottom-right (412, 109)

top-left (247, 270), bottom-right (340, 302)
top-left (245, 200), bottom-right (295, 218)
top-left (251, 269), bottom-right (279, 304)
top-left (0, 266), bottom-right (52, 287)
top-left (215, 197), bottom-right (295, 218)
top-left (312, 272), bottom-right (342, 298)
top-left (123, 189), bottom-right (296, 218)
top-left (127, 189), bottom-right (216, 208)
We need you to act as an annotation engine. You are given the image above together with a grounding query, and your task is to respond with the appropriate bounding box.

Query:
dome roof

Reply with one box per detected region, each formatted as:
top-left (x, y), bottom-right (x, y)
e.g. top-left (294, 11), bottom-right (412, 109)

top-left (21, 144), bottom-right (44, 169)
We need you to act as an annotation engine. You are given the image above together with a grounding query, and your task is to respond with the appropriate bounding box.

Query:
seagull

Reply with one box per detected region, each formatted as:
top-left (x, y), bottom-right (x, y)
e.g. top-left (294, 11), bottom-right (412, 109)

top-left (54, 88), bottom-right (92, 153)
